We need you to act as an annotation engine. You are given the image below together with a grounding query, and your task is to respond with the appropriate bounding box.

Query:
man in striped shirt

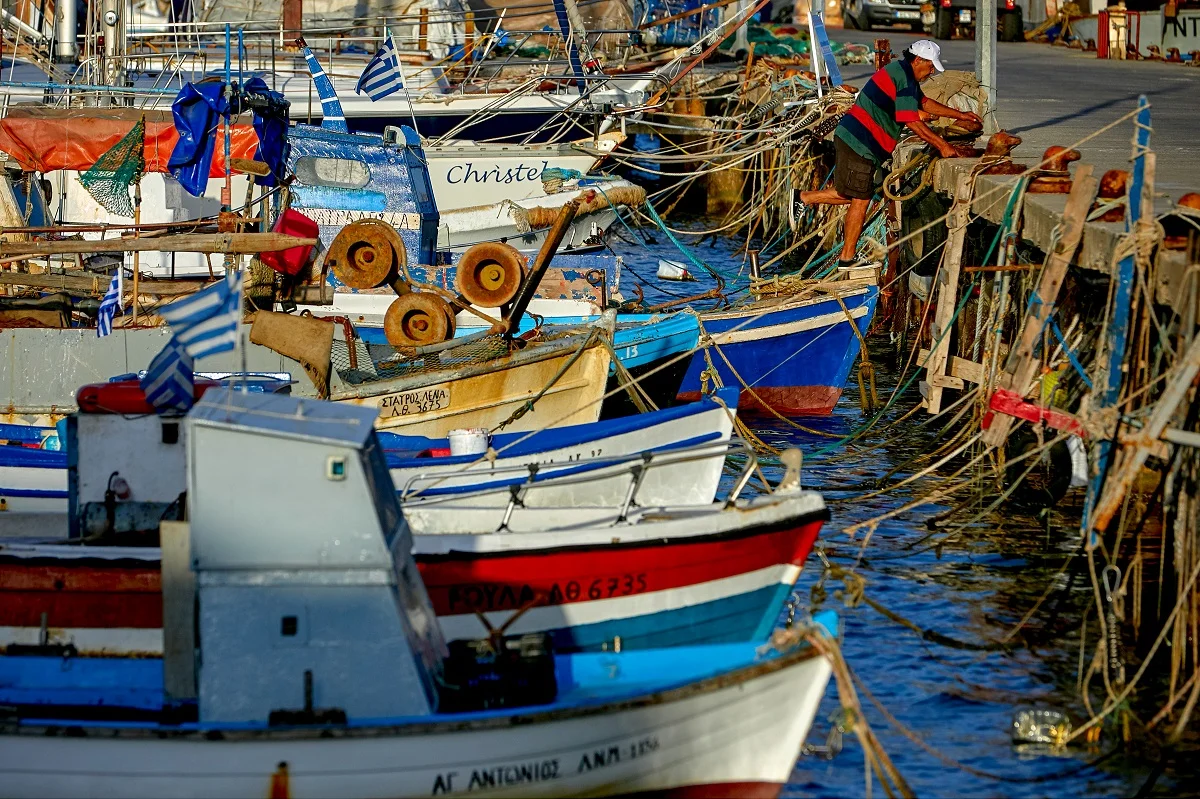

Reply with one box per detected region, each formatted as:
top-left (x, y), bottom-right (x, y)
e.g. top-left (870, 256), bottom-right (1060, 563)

top-left (798, 40), bottom-right (981, 269)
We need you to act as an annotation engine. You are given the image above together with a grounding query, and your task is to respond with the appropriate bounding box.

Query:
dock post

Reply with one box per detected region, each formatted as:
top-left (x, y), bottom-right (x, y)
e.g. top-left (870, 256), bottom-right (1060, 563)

top-left (920, 172), bottom-right (972, 414)
top-left (981, 165), bottom-right (1098, 448)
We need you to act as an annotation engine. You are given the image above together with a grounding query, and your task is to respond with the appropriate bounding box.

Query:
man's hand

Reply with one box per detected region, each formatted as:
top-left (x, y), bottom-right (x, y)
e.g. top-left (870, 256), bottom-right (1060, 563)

top-left (957, 111), bottom-right (984, 131)
top-left (935, 141), bottom-right (959, 159)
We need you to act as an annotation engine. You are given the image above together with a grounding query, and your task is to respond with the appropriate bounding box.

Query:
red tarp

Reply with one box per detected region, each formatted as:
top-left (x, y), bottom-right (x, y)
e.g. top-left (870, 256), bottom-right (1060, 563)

top-left (0, 107), bottom-right (261, 176)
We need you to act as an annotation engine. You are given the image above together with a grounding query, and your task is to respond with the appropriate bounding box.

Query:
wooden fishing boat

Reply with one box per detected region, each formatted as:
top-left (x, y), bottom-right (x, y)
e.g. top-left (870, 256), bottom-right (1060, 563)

top-left (385, 385), bottom-right (737, 505)
top-left (0, 388), bottom-right (837, 799)
top-left (330, 317), bottom-right (613, 435)
top-left (0, 388), bottom-right (822, 656)
top-left (0, 629), bottom-right (835, 799)
top-left (675, 280), bottom-right (880, 416)
top-left (0, 385), bottom-right (735, 516)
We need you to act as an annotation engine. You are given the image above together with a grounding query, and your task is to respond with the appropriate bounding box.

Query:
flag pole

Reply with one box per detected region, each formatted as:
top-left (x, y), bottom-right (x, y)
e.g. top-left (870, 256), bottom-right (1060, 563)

top-left (222, 24), bottom-right (232, 212)
top-left (131, 179), bottom-right (141, 324)
top-left (391, 28), bottom-right (422, 135)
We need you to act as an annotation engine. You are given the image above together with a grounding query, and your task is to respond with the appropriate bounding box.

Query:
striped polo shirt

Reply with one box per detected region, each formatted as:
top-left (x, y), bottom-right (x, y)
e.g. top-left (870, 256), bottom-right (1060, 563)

top-left (834, 59), bottom-right (924, 165)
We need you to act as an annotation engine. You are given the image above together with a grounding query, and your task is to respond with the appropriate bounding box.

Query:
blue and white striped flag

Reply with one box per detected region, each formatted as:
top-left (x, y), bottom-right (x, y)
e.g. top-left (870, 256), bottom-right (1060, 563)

top-left (356, 34), bottom-right (403, 101)
top-left (158, 269), bottom-right (243, 360)
top-left (140, 336), bottom-right (195, 414)
top-left (96, 271), bottom-right (122, 337)
top-left (301, 43), bottom-right (349, 133)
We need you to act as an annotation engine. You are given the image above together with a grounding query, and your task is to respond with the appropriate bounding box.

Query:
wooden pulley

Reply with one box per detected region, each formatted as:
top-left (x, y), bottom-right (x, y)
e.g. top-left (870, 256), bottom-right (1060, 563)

top-left (384, 292), bottom-right (456, 348)
top-left (455, 242), bottom-right (525, 308)
top-left (326, 219), bottom-right (407, 289)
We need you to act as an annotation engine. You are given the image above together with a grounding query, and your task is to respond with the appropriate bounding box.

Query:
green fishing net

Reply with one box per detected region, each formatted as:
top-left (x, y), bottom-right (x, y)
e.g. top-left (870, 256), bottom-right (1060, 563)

top-left (78, 116), bottom-right (147, 218)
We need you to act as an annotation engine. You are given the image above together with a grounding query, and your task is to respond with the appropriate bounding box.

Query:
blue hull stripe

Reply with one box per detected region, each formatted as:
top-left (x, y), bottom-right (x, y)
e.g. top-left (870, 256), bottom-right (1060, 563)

top-left (541, 583), bottom-right (795, 652)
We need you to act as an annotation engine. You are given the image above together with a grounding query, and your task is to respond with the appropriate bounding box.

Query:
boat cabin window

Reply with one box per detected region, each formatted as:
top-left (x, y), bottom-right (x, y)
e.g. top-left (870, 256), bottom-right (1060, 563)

top-left (294, 157), bottom-right (371, 190)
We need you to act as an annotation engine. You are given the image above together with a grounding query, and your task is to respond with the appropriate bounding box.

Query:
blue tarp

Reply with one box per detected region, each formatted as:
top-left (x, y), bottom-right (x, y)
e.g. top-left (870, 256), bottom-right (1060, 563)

top-left (168, 77), bottom-right (288, 197)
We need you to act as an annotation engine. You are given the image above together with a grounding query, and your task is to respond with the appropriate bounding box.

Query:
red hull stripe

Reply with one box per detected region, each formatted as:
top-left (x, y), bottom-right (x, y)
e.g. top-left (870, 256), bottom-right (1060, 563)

top-left (678, 386), bottom-right (842, 417)
top-left (421, 518), bottom-right (822, 616)
top-left (849, 105), bottom-right (896, 153)
top-left (0, 519), bottom-right (824, 629)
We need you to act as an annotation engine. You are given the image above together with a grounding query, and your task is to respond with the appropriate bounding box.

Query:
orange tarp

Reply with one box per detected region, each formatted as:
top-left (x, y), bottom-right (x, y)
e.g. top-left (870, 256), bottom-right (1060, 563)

top-left (0, 107), bottom-right (260, 175)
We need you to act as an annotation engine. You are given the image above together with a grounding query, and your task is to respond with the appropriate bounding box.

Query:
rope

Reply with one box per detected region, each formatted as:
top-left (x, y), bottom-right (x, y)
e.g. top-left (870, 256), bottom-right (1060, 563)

top-left (489, 328), bottom-right (600, 432)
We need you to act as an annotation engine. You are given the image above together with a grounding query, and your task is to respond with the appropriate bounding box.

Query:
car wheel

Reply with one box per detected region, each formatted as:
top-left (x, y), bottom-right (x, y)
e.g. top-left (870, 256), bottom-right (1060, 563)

top-left (999, 7), bottom-right (1024, 41)
top-left (842, 2), bottom-right (858, 28)
top-left (933, 7), bottom-right (953, 39)
top-left (858, 8), bottom-right (872, 30)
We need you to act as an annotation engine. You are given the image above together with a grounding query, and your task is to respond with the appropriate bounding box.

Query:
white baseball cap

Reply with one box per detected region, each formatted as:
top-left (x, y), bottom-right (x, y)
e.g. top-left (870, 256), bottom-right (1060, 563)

top-left (909, 40), bottom-right (945, 72)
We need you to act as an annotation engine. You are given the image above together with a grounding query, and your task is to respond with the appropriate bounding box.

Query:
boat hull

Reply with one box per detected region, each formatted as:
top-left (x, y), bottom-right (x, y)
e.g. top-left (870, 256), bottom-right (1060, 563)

top-left (0, 496), bottom-right (826, 656)
top-left (0, 638), bottom-right (833, 799)
top-left (676, 286), bottom-right (880, 416)
top-left (390, 390), bottom-right (736, 506)
top-left (339, 341), bottom-right (611, 436)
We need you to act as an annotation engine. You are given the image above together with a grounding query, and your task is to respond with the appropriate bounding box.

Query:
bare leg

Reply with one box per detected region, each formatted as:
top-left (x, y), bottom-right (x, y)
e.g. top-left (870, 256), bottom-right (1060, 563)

top-left (800, 188), bottom-right (852, 206)
top-left (840, 197), bottom-right (870, 261)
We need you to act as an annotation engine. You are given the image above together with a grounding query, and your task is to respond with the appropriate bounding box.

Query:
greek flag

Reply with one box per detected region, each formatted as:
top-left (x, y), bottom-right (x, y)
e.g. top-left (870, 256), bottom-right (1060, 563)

top-left (96, 271), bottom-right (122, 337)
top-left (158, 269), bottom-right (243, 360)
top-left (356, 35), bottom-right (403, 101)
top-left (301, 44), bottom-right (349, 133)
top-left (140, 336), bottom-right (195, 414)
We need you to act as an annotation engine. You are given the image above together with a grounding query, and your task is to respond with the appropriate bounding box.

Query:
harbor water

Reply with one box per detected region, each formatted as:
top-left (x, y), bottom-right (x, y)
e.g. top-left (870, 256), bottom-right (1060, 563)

top-left (608, 220), bottom-right (1192, 798)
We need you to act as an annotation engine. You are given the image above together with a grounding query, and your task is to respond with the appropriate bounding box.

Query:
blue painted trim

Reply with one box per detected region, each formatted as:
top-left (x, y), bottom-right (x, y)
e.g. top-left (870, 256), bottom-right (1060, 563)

top-left (400, 431), bottom-right (722, 496)
top-left (0, 487), bottom-right (67, 498)
top-left (380, 386), bottom-right (739, 463)
top-left (1084, 96), bottom-right (1151, 542)
top-left (290, 185), bottom-right (388, 211)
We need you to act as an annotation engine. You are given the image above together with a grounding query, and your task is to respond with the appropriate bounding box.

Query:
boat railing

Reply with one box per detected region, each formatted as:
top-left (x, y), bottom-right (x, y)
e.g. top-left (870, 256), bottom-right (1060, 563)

top-left (398, 437), bottom-right (766, 526)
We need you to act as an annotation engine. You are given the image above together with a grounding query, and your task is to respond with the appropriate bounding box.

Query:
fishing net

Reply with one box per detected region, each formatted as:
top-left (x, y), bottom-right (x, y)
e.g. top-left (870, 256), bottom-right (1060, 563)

top-left (78, 116), bottom-right (147, 218)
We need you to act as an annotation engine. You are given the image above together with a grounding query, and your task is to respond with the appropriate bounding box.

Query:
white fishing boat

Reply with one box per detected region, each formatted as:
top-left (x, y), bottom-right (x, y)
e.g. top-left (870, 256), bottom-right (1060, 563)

top-left (0, 389), bottom-right (837, 799)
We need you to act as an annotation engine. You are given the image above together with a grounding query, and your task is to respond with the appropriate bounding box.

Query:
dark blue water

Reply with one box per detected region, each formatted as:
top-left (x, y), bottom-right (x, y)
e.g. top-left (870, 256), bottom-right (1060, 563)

top-left (604, 219), bottom-right (1178, 798)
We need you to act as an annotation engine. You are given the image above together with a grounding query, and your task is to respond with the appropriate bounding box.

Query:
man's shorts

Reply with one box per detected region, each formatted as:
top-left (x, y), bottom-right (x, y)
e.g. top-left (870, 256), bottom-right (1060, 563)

top-left (833, 137), bottom-right (878, 201)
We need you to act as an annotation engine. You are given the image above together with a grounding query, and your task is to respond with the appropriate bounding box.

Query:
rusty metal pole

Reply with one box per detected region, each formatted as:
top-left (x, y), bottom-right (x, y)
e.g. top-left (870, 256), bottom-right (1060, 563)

top-left (282, 0), bottom-right (302, 38)
top-left (501, 202), bottom-right (580, 338)
top-left (874, 38), bottom-right (891, 69)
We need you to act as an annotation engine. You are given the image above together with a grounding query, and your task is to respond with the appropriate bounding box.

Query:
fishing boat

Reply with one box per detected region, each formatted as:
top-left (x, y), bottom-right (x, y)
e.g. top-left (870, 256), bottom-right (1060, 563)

top-left (319, 254), bottom-right (701, 418)
top-left (386, 385), bottom-right (737, 504)
top-left (0, 387), bottom-right (822, 656)
top-left (0, 388), bottom-right (836, 799)
top-left (676, 279), bottom-right (881, 416)
top-left (326, 315), bottom-right (614, 435)
top-left (0, 386), bottom-right (736, 516)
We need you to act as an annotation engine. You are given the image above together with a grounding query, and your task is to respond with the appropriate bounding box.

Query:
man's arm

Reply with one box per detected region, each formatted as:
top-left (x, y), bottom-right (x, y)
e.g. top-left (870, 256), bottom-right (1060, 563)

top-left (905, 119), bottom-right (959, 159)
top-left (920, 96), bottom-right (983, 130)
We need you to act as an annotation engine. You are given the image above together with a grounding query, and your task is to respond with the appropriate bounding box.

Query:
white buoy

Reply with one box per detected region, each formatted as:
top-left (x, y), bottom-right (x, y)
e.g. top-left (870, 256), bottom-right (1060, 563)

top-left (657, 259), bottom-right (695, 281)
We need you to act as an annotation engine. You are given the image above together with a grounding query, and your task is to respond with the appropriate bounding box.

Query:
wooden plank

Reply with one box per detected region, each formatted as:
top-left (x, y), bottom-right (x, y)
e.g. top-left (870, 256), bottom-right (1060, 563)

top-left (919, 348), bottom-right (985, 384)
top-left (0, 270), bottom-right (207, 296)
top-left (1093, 332), bottom-right (1200, 530)
top-left (0, 232), bottom-right (316, 258)
top-left (922, 172), bottom-right (972, 415)
top-left (981, 164), bottom-right (1099, 447)
top-left (160, 521), bottom-right (196, 703)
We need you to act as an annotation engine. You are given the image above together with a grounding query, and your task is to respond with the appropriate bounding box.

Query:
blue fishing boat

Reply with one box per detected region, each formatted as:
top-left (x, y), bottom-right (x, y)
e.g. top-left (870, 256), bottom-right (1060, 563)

top-left (675, 282), bottom-right (880, 416)
top-left (0, 387), bottom-right (735, 517)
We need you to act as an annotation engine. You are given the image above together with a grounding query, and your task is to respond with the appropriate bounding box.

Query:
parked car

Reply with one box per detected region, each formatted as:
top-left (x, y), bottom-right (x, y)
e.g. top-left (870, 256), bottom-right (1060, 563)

top-left (841, 0), bottom-right (925, 31)
top-left (919, 0), bottom-right (1025, 41)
